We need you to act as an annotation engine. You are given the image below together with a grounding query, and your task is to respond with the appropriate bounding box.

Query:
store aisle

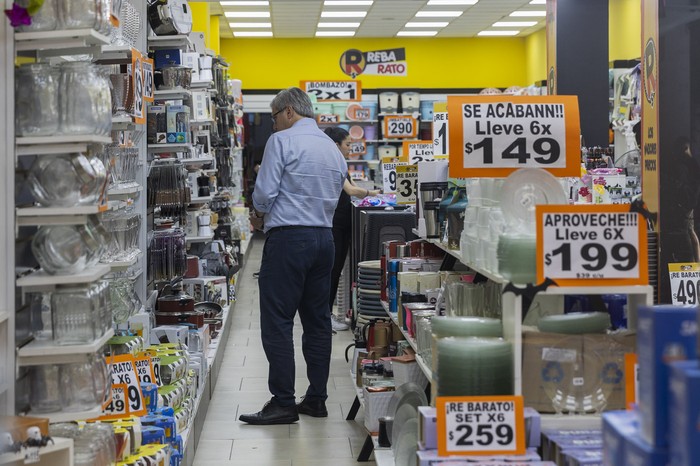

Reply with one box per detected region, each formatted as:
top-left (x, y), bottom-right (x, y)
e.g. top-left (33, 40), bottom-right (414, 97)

top-left (194, 237), bottom-right (375, 465)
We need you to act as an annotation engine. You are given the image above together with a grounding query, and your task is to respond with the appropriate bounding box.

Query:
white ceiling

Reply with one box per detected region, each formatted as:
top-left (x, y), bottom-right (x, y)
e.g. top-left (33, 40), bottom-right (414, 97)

top-left (200, 0), bottom-right (546, 39)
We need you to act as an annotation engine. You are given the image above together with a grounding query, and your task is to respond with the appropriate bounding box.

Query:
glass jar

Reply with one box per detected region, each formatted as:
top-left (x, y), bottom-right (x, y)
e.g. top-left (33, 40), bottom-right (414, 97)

top-left (27, 153), bottom-right (107, 207)
top-left (29, 365), bottom-right (62, 413)
top-left (31, 219), bottom-right (107, 275)
top-left (18, 0), bottom-right (59, 32)
top-left (51, 285), bottom-right (99, 344)
top-left (15, 63), bottom-right (59, 136)
top-left (61, 0), bottom-right (99, 29)
top-left (59, 61), bottom-right (107, 135)
top-left (60, 359), bottom-right (103, 411)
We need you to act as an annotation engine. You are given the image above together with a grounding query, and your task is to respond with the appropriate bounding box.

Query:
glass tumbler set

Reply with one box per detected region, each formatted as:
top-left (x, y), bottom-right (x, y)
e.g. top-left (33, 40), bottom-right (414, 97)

top-left (50, 423), bottom-right (117, 466)
top-left (16, 0), bottom-right (112, 33)
top-left (16, 61), bottom-right (111, 137)
top-left (101, 209), bottom-right (142, 263)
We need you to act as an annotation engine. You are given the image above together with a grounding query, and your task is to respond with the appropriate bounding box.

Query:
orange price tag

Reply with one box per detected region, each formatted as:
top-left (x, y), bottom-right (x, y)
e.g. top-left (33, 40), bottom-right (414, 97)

top-left (99, 354), bottom-right (147, 420)
top-left (401, 140), bottom-right (437, 164)
top-left (383, 115), bottom-right (417, 139)
top-left (536, 204), bottom-right (648, 286)
top-left (625, 353), bottom-right (638, 410)
top-left (447, 95), bottom-right (581, 178)
top-left (436, 396), bottom-right (526, 457)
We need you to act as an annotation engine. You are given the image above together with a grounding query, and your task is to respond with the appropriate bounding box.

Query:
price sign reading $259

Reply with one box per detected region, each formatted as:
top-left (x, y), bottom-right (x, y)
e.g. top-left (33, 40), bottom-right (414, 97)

top-left (536, 205), bottom-right (648, 286)
top-left (447, 95), bottom-right (581, 178)
top-left (436, 396), bottom-right (525, 456)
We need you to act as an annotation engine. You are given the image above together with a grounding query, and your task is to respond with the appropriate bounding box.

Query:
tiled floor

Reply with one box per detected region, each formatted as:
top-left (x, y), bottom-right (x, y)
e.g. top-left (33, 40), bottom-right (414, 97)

top-left (194, 236), bottom-right (376, 466)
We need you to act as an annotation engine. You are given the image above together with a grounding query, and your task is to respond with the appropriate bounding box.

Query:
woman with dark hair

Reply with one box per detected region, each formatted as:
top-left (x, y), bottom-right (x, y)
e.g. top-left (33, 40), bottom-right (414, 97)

top-left (324, 127), bottom-right (381, 331)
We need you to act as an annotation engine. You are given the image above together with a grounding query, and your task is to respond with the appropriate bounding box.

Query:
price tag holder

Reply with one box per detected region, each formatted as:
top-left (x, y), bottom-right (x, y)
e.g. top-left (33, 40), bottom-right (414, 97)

top-left (100, 354), bottom-right (147, 419)
top-left (433, 111), bottom-right (449, 156)
top-left (402, 140), bottom-right (438, 164)
top-left (436, 396), bottom-right (526, 457)
top-left (668, 262), bottom-right (700, 305)
top-left (536, 204), bottom-right (648, 286)
top-left (395, 164), bottom-right (418, 205)
top-left (317, 114), bottom-right (339, 124)
top-left (381, 156), bottom-right (407, 193)
top-left (447, 95), bottom-right (580, 178)
top-left (384, 115), bottom-right (418, 139)
top-left (300, 80), bottom-right (361, 101)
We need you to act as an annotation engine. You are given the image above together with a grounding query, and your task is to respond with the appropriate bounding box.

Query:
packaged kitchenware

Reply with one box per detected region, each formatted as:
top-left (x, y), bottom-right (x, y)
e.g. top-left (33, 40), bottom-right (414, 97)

top-left (28, 152), bottom-right (107, 207)
top-left (15, 63), bottom-right (60, 136)
top-left (148, 0), bottom-right (193, 36)
top-left (148, 229), bottom-right (187, 282)
top-left (159, 64), bottom-right (193, 90)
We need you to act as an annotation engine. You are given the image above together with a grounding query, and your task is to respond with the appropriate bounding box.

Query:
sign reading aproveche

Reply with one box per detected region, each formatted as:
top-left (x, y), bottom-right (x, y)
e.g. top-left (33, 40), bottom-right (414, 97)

top-left (536, 205), bottom-right (648, 286)
top-left (447, 95), bottom-right (580, 178)
top-left (300, 80), bottom-right (361, 101)
top-left (668, 262), bottom-right (700, 305)
top-left (436, 396), bottom-right (526, 457)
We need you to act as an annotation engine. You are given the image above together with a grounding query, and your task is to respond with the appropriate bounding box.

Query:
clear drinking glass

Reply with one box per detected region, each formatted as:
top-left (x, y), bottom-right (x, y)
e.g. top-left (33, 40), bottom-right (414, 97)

top-left (18, 0), bottom-right (59, 31)
top-left (60, 359), bottom-right (102, 411)
top-left (29, 365), bottom-right (62, 413)
top-left (51, 285), bottom-right (99, 344)
top-left (60, 0), bottom-right (99, 29)
top-left (15, 63), bottom-right (59, 136)
top-left (59, 61), bottom-right (110, 135)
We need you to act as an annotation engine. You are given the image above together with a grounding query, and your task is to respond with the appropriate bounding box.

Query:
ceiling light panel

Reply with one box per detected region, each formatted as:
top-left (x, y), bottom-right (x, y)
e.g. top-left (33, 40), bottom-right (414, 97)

top-left (427, 0), bottom-right (478, 5)
top-left (229, 22), bottom-right (272, 27)
top-left (220, 1), bottom-right (269, 5)
top-left (224, 11), bottom-right (270, 17)
top-left (321, 11), bottom-right (368, 17)
top-left (415, 10), bottom-right (463, 17)
top-left (317, 22), bottom-right (361, 27)
top-left (478, 30), bottom-right (519, 36)
top-left (509, 10), bottom-right (546, 16)
top-left (233, 31), bottom-right (273, 36)
top-left (316, 30), bottom-right (356, 36)
top-left (404, 21), bottom-right (449, 27)
top-left (492, 21), bottom-right (537, 27)
top-left (397, 30), bottom-right (438, 36)
top-left (323, 0), bottom-right (373, 5)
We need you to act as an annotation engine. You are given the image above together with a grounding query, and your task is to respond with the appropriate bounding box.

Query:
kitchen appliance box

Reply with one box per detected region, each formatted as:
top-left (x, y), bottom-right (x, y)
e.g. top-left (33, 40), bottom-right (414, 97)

top-left (668, 360), bottom-right (700, 466)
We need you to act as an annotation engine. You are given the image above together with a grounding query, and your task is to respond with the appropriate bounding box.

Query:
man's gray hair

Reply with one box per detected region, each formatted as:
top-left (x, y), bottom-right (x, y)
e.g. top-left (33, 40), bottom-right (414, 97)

top-left (271, 87), bottom-right (315, 119)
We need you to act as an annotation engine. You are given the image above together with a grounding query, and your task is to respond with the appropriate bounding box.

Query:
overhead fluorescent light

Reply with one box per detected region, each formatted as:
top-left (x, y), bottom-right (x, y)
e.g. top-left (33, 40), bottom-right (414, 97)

top-left (316, 31), bottom-right (356, 36)
top-left (509, 10), bottom-right (546, 17)
top-left (493, 21), bottom-right (537, 27)
top-left (478, 30), bottom-right (519, 36)
top-left (220, 1), bottom-right (269, 5)
top-left (229, 22), bottom-right (272, 28)
top-left (224, 11), bottom-right (270, 17)
top-left (317, 22), bottom-right (361, 28)
top-left (404, 21), bottom-right (449, 27)
top-left (415, 10), bottom-right (462, 17)
top-left (530, 0), bottom-right (546, 4)
top-left (233, 31), bottom-right (273, 36)
top-left (397, 30), bottom-right (438, 36)
top-left (427, 0), bottom-right (477, 5)
top-left (323, 0), bottom-right (373, 5)
top-left (321, 11), bottom-right (367, 17)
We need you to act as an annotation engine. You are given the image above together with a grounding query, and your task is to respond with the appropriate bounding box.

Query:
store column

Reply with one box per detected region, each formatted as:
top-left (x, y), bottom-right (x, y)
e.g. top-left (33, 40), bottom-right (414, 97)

top-left (546, 0), bottom-right (609, 147)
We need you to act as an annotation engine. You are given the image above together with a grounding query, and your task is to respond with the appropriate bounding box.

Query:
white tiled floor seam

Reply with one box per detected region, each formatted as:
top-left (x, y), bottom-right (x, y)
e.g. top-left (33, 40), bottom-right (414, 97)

top-left (194, 235), bottom-right (376, 466)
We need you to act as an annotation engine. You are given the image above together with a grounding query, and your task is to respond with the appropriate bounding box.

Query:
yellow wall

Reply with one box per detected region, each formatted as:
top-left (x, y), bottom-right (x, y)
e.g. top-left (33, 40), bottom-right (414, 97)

top-left (525, 28), bottom-right (546, 85)
top-left (219, 37), bottom-right (530, 90)
top-left (209, 16), bottom-right (220, 56)
top-left (609, 0), bottom-right (641, 61)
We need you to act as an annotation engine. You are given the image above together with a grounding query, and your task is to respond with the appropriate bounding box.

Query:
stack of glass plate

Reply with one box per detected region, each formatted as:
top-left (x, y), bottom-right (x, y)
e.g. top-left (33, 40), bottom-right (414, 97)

top-left (431, 316), bottom-right (503, 338)
top-left (436, 337), bottom-right (513, 396)
top-left (393, 418), bottom-right (418, 466)
top-left (537, 312), bottom-right (610, 334)
top-left (356, 260), bottom-right (384, 324)
top-left (387, 383), bottom-right (427, 455)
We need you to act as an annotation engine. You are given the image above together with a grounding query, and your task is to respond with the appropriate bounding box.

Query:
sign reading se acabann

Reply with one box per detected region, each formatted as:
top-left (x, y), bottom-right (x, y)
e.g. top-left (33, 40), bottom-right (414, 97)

top-left (536, 204), bottom-right (648, 287)
top-left (447, 95), bottom-right (580, 178)
top-left (300, 80), bottom-right (361, 101)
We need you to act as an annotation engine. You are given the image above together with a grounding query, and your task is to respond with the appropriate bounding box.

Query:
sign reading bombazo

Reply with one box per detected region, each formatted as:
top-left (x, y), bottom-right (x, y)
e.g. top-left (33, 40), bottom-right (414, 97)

top-left (339, 48), bottom-right (407, 78)
top-left (300, 80), bottom-right (361, 101)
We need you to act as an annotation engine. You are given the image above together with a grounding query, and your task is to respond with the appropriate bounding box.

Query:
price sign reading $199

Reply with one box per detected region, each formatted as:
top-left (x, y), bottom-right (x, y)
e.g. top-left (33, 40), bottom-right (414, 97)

top-left (436, 396), bottom-right (525, 457)
top-left (536, 205), bottom-right (648, 287)
top-left (447, 95), bottom-right (581, 178)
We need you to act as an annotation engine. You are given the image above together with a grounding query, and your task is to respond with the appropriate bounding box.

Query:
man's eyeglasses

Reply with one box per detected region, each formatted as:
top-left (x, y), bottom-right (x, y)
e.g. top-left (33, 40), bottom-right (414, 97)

top-left (271, 107), bottom-right (286, 123)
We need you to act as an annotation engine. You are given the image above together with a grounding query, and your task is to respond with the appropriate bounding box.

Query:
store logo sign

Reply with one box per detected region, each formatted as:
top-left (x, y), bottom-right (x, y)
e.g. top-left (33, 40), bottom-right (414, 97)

top-left (643, 38), bottom-right (657, 108)
top-left (339, 47), bottom-right (407, 78)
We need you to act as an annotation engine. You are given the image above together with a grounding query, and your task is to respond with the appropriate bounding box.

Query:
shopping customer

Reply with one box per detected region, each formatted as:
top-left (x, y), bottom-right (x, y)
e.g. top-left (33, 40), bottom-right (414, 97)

top-left (239, 87), bottom-right (347, 424)
top-left (324, 127), bottom-right (381, 332)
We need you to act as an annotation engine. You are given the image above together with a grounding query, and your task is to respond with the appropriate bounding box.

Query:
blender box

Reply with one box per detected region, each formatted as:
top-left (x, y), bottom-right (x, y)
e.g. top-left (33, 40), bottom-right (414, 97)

top-left (637, 305), bottom-right (698, 447)
top-left (416, 449), bottom-right (543, 465)
top-left (166, 105), bottom-right (190, 143)
top-left (150, 325), bottom-right (189, 346)
top-left (668, 360), bottom-right (700, 466)
top-left (602, 410), bottom-right (638, 466)
top-left (624, 428), bottom-right (668, 466)
top-left (154, 48), bottom-right (181, 69)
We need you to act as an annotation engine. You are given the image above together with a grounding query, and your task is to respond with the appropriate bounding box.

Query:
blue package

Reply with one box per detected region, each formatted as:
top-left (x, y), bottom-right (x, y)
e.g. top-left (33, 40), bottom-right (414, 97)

top-left (624, 427), bottom-right (668, 466)
top-left (155, 406), bottom-right (175, 417)
top-left (669, 360), bottom-right (700, 466)
top-left (141, 382), bottom-right (158, 413)
top-left (388, 259), bottom-right (400, 313)
top-left (142, 425), bottom-right (166, 445)
top-left (562, 448), bottom-right (603, 466)
top-left (154, 49), bottom-right (182, 69)
top-left (637, 305), bottom-right (698, 447)
top-left (142, 414), bottom-right (177, 442)
top-left (602, 410), bottom-right (638, 466)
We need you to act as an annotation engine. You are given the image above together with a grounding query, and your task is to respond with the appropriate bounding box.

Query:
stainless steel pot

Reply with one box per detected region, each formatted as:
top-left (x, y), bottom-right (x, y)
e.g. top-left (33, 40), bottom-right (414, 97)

top-left (159, 65), bottom-right (192, 90)
top-left (148, 0), bottom-right (193, 36)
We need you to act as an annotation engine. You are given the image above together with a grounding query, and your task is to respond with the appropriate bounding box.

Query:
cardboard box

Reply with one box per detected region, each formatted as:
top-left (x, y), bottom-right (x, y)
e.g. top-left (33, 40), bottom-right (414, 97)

top-left (522, 332), bottom-right (583, 413)
top-left (669, 360), bottom-right (700, 466)
top-left (583, 332), bottom-right (636, 411)
top-left (154, 49), bottom-right (181, 69)
top-left (418, 406), bottom-right (437, 450)
top-left (561, 448), bottom-right (604, 465)
top-left (602, 410), bottom-right (638, 466)
top-left (181, 52), bottom-right (200, 80)
top-left (150, 325), bottom-right (189, 346)
top-left (416, 448), bottom-right (544, 465)
top-left (624, 427), bottom-right (668, 466)
top-left (637, 305), bottom-right (698, 447)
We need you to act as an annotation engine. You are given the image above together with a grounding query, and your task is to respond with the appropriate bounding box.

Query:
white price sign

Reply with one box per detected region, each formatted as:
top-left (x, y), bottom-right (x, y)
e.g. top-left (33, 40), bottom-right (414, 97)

top-left (383, 115), bottom-right (418, 139)
top-left (349, 140), bottom-right (366, 157)
top-left (437, 396), bottom-right (526, 457)
top-left (381, 157), bottom-right (407, 193)
top-left (536, 205), bottom-right (648, 286)
top-left (100, 354), bottom-right (147, 419)
top-left (317, 114), bottom-right (339, 124)
top-left (142, 58), bottom-right (154, 102)
top-left (447, 95), bottom-right (581, 178)
top-left (102, 384), bottom-right (129, 418)
top-left (395, 164), bottom-right (418, 205)
top-left (669, 263), bottom-right (700, 305)
top-left (134, 354), bottom-right (156, 385)
top-left (433, 111), bottom-right (449, 156)
top-left (301, 80), bottom-right (361, 101)
top-left (402, 140), bottom-right (435, 164)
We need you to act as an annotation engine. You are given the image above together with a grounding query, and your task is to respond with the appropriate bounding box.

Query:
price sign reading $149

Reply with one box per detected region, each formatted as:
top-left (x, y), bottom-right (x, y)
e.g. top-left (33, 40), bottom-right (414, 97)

top-left (436, 396), bottom-right (525, 457)
top-left (447, 95), bottom-right (581, 178)
top-left (536, 205), bottom-right (648, 286)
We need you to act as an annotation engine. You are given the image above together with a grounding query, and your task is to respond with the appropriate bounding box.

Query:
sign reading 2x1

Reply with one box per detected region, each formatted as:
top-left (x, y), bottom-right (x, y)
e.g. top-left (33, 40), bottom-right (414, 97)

top-left (447, 95), bottom-right (580, 178)
top-left (536, 204), bottom-right (648, 286)
top-left (300, 80), bottom-right (361, 101)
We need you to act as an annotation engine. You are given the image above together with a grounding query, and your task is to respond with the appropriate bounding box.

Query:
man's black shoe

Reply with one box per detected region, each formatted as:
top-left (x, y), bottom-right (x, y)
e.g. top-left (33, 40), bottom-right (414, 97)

top-left (296, 396), bottom-right (328, 418)
top-left (239, 399), bottom-right (299, 425)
